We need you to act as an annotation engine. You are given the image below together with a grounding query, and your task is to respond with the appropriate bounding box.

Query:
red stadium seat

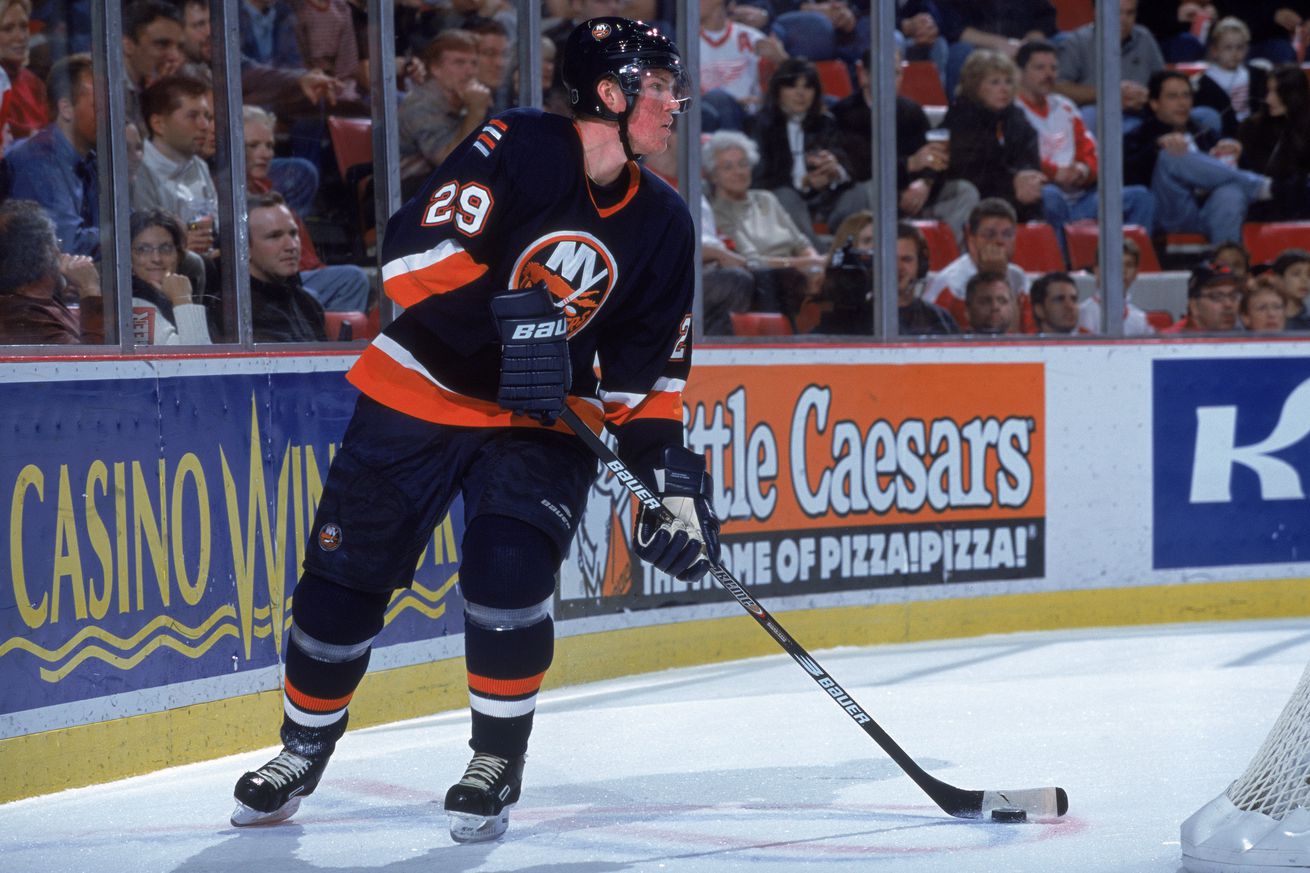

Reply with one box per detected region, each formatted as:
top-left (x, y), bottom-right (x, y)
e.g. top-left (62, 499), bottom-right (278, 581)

top-left (910, 219), bottom-right (958, 271)
top-left (731, 312), bottom-right (793, 336)
top-left (1242, 222), bottom-right (1310, 265)
top-left (1012, 222), bottom-right (1066, 273)
top-left (898, 60), bottom-right (947, 107)
top-left (326, 116), bottom-right (372, 180)
top-left (1052, 0), bottom-right (1093, 31)
top-left (815, 59), bottom-right (853, 99)
top-left (1064, 221), bottom-right (1162, 272)
top-left (324, 310), bottom-right (368, 342)
top-left (1146, 310), bottom-right (1177, 331)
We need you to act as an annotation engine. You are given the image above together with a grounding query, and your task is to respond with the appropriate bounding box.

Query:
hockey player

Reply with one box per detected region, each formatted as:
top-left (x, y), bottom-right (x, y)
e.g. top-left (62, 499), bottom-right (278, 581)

top-left (229, 17), bottom-right (721, 843)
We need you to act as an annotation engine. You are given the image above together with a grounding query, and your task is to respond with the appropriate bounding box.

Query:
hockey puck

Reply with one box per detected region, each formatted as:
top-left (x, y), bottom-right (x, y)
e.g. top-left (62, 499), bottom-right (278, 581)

top-left (991, 807), bottom-right (1027, 823)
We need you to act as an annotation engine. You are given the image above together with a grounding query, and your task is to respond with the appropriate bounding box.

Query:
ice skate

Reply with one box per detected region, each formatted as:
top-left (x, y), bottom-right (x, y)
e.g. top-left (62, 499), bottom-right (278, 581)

top-left (444, 752), bottom-right (525, 843)
top-left (230, 747), bottom-right (331, 826)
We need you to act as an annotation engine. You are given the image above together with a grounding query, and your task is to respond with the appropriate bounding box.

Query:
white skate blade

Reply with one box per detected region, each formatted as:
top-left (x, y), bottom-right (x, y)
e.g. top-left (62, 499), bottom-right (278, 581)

top-left (448, 805), bottom-right (513, 843)
top-left (230, 796), bottom-right (302, 827)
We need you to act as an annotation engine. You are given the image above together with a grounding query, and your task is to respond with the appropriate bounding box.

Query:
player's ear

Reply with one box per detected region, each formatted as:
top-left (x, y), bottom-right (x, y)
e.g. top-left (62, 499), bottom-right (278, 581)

top-left (596, 76), bottom-right (627, 114)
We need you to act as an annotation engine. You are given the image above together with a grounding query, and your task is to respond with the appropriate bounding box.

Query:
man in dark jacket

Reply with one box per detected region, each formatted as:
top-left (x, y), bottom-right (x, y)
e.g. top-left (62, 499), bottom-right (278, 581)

top-left (1124, 70), bottom-right (1270, 245)
top-left (245, 192), bottom-right (328, 343)
top-left (0, 200), bottom-right (103, 344)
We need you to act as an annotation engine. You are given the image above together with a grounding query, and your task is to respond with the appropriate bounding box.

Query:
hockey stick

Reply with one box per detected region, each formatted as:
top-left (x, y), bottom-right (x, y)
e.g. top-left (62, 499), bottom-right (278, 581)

top-left (559, 406), bottom-right (1068, 821)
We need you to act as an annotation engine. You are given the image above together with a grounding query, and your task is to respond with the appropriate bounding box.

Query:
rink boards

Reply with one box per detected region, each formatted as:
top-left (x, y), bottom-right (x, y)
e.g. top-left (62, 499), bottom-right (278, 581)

top-left (2, 340), bottom-right (1309, 801)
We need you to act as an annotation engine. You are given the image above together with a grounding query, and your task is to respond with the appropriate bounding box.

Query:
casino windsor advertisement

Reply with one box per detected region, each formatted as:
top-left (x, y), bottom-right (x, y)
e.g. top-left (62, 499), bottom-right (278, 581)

top-left (558, 362), bottom-right (1046, 617)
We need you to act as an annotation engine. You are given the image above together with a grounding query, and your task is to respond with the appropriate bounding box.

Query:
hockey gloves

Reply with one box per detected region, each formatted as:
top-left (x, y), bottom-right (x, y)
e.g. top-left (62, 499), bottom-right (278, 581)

top-left (633, 446), bottom-right (722, 582)
top-left (491, 283), bottom-right (571, 426)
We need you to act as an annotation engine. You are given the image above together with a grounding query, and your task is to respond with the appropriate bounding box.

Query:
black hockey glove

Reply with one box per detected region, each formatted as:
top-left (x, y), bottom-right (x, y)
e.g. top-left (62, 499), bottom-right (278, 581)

top-left (632, 446), bottom-right (722, 582)
top-left (490, 283), bottom-right (572, 426)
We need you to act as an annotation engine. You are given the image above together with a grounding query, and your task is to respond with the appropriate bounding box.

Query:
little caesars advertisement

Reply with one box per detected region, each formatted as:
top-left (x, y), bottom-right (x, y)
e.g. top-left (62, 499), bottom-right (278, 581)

top-left (559, 362), bottom-right (1046, 617)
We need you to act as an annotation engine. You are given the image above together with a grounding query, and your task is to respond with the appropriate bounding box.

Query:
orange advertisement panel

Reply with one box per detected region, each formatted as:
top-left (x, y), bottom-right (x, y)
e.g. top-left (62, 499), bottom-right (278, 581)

top-left (558, 362), bottom-right (1046, 618)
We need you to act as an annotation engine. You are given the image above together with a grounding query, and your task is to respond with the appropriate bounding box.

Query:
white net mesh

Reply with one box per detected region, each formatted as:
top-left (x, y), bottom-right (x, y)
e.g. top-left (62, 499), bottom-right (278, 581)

top-left (1226, 660), bottom-right (1310, 820)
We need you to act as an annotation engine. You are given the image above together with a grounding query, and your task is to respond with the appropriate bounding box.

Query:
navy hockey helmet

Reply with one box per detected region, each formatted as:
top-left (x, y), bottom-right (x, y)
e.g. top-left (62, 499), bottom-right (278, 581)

top-left (561, 17), bottom-right (691, 121)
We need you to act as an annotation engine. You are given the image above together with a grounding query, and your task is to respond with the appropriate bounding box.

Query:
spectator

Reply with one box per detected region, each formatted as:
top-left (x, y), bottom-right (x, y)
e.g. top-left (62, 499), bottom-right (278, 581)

top-left (1016, 40), bottom-right (1155, 255)
top-left (1272, 249), bottom-right (1310, 329)
top-left (896, 0), bottom-right (949, 82)
top-left (121, 0), bottom-right (185, 129)
top-left (398, 0), bottom-right (517, 58)
top-left (1135, 1), bottom-right (1216, 63)
top-left (896, 221), bottom-right (958, 334)
top-left (1192, 17), bottom-right (1267, 138)
top-left (1215, 0), bottom-right (1309, 64)
top-left (1240, 272), bottom-right (1290, 331)
top-left (808, 210), bottom-right (875, 334)
top-left (1124, 70), bottom-right (1272, 247)
top-left (698, 0), bottom-right (786, 132)
top-left (244, 105), bottom-right (369, 313)
top-left (1163, 261), bottom-right (1242, 332)
top-left (132, 73), bottom-right (218, 257)
top-left (1056, 0), bottom-right (1163, 131)
top-left (698, 193), bottom-right (754, 335)
top-left (1077, 238), bottom-right (1157, 335)
top-left (924, 197), bottom-right (1030, 331)
top-left (2, 53), bottom-right (98, 256)
top-left (935, 0), bottom-right (1058, 97)
top-left (1029, 270), bottom-right (1083, 334)
top-left (704, 130), bottom-right (826, 321)
top-left (0, 199), bottom-right (102, 344)
top-left (244, 191), bottom-right (329, 343)
top-left (125, 120), bottom-right (144, 177)
top-left (177, 0), bottom-right (211, 65)
top-left (0, 0), bottom-right (48, 145)
top-left (1239, 64), bottom-right (1310, 220)
top-left (943, 49), bottom-right (1044, 222)
top-left (239, 0), bottom-right (302, 68)
top-left (127, 208), bottom-right (211, 345)
top-left (963, 269), bottom-right (1016, 335)
top-left (398, 29), bottom-right (489, 201)
top-left (830, 51), bottom-right (979, 241)
top-left (748, 57), bottom-right (853, 243)
top-left (470, 17), bottom-right (512, 112)
top-left (293, 0), bottom-right (361, 104)
top-left (1210, 240), bottom-right (1251, 277)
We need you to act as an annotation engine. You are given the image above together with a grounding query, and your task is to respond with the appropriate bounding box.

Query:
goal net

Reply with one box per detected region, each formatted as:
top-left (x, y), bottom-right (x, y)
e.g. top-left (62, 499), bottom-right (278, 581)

top-left (1181, 661), bottom-right (1310, 872)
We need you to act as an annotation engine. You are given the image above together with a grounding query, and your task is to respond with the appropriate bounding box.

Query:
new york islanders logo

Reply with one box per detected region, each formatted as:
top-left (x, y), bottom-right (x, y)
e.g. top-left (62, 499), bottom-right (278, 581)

top-left (591, 22), bottom-right (612, 40)
top-left (511, 231), bottom-right (618, 335)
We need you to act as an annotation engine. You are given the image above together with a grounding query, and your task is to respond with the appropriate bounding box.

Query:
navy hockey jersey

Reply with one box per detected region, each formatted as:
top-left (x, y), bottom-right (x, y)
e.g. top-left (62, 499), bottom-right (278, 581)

top-left (348, 108), bottom-right (696, 475)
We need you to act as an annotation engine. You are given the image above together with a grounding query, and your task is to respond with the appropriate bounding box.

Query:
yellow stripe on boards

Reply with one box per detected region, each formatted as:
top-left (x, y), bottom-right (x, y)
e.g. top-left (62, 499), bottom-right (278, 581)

top-left (1, 577), bottom-right (1306, 803)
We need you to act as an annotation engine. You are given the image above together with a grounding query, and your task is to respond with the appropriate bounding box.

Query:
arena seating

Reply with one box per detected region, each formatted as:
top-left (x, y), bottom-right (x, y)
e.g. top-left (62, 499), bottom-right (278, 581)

top-left (910, 219), bottom-right (958, 270)
top-left (324, 310), bottom-right (370, 342)
top-left (815, 59), bottom-right (854, 100)
top-left (1065, 221), bottom-right (1163, 272)
top-left (1243, 222), bottom-right (1310, 265)
top-left (897, 60), bottom-right (947, 108)
top-left (326, 116), bottom-right (376, 261)
top-left (1013, 222), bottom-right (1066, 272)
top-left (731, 312), bottom-right (793, 336)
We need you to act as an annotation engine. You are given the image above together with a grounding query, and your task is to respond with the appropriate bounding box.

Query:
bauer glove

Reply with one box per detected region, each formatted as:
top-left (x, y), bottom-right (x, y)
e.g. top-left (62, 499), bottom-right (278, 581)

top-left (632, 446), bottom-right (722, 582)
top-left (491, 283), bottom-right (572, 426)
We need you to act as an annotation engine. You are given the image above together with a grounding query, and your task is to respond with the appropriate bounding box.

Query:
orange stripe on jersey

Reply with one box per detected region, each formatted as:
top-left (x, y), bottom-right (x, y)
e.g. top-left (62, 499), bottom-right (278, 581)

top-left (489, 119), bottom-right (508, 132)
top-left (591, 162), bottom-right (641, 218)
top-left (285, 678), bottom-right (352, 713)
top-left (603, 389), bottom-right (683, 428)
top-left (477, 133), bottom-right (496, 151)
top-left (383, 249), bottom-right (487, 308)
top-left (348, 345), bottom-right (607, 435)
top-left (467, 670), bottom-right (546, 698)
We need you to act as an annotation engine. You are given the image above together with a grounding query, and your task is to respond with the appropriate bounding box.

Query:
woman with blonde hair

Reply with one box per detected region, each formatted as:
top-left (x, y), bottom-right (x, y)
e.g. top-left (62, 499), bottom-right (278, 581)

top-left (944, 48), bottom-right (1044, 221)
top-left (0, 0), bottom-right (47, 143)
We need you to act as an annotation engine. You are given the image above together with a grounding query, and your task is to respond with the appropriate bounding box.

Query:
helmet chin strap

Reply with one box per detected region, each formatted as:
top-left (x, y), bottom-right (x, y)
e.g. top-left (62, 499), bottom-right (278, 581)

top-left (617, 93), bottom-right (640, 162)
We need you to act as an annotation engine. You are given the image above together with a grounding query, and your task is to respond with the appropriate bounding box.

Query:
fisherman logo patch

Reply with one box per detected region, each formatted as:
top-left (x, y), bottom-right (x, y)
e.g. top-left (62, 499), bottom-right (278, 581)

top-left (591, 22), bottom-right (611, 40)
top-left (318, 523), bottom-right (343, 552)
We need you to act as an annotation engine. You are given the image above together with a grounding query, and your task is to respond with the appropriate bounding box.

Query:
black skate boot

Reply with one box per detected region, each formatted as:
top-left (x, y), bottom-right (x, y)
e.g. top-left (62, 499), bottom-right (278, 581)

top-left (444, 752), bottom-right (525, 843)
top-left (230, 719), bottom-right (343, 826)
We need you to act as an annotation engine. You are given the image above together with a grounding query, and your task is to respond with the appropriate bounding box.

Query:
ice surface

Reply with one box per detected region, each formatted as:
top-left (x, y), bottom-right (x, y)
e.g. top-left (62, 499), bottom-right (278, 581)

top-left (3, 619), bottom-right (1309, 873)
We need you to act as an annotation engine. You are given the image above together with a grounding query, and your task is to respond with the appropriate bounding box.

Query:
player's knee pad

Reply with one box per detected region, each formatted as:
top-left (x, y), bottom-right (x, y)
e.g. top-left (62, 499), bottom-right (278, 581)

top-left (459, 514), bottom-right (559, 612)
top-left (290, 572), bottom-right (391, 650)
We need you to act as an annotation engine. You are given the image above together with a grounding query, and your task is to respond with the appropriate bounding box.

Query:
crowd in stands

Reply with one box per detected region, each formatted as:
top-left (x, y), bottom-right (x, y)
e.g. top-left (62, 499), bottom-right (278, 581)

top-left (696, 0), bottom-right (1310, 336)
top-left (0, 0), bottom-right (1308, 344)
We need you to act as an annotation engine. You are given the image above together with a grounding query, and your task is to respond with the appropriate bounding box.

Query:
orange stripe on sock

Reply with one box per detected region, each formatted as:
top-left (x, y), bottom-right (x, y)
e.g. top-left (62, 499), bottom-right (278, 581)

top-left (467, 670), bottom-right (546, 698)
top-left (285, 678), bottom-right (353, 713)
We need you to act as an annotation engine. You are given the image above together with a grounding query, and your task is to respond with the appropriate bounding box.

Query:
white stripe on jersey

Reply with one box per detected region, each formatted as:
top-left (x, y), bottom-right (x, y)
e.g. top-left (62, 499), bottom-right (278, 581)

top-left (483, 125), bottom-right (502, 140)
top-left (473, 141), bottom-right (491, 157)
top-left (373, 334), bottom-right (465, 395)
top-left (469, 692), bottom-right (538, 719)
top-left (381, 238), bottom-right (468, 282)
top-left (599, 377), bottom-right (686, 410)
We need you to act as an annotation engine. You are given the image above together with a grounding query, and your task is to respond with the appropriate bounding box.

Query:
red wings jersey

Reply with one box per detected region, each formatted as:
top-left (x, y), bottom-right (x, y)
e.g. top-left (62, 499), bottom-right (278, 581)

top-left (348, 108), bottom-right (696, 443)
top-left (1017, 93), bottom-right (1099, 183)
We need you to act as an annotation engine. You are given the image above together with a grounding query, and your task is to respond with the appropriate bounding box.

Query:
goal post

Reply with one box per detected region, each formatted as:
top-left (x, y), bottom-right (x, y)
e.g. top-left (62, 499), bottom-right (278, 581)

top-left (1182, 661), bottom-right (1310, 872)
